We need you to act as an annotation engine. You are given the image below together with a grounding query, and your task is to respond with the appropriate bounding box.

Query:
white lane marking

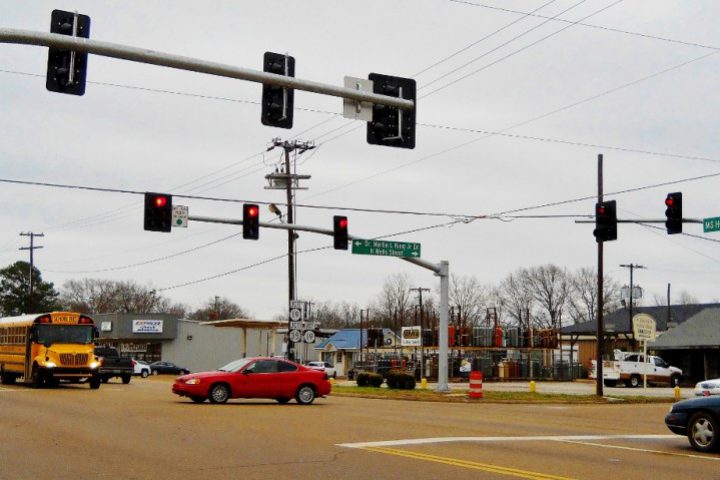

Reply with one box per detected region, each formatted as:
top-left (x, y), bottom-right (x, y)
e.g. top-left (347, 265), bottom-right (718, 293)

top-left (555, 439), bottom-right (720, 461)
top-left (337, 435), bottom-right (677, 448)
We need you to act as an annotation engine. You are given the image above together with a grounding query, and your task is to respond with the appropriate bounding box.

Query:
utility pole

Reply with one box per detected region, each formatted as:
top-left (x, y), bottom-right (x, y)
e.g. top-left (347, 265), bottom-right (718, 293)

top-left (410, 287), bottom-right (430, 380)
top-left (19, 232), bottom-right (44, 313)
top-left (266, 139), bottom-right (313, 361)
top-left (620, 263), bottom-right (646, 339)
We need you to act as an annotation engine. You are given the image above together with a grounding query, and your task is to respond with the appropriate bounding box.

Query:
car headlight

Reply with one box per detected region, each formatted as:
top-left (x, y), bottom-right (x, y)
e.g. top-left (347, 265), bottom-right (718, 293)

top-left (45, 361), bottom-right (57, 368)
top-left (89, 361), bottom-right (100, 369)
top-left (185, 378), bottom-right (201, 385)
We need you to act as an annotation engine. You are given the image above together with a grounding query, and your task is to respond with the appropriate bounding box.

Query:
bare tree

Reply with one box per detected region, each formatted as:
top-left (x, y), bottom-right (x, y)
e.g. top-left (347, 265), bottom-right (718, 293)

top-left (61, 278), bottom-right (186, 315)
top-left (525, 264), bottom-right (571, 330)
top-left (496, 268), bottom-right (535, 328)
top-left (567, 267), bottom-right (621, 324)
top-left (448, 274), bottom-right (488, 325)
top-left (188, 296), bottom-right (248, 321)
top-left (373, 273), bottom-right (414, 328)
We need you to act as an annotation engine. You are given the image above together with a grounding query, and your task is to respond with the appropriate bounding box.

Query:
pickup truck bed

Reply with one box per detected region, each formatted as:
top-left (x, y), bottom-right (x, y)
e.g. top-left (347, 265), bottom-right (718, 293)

top-left (94, 346), bottom-right (134, 384)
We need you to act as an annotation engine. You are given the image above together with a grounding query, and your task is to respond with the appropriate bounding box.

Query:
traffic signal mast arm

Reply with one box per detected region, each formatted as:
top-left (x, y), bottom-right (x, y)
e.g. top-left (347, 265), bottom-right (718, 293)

top-left (0, 28), bottom-right (414, 111)
top-left (189, 214), bottom-right (441, 273)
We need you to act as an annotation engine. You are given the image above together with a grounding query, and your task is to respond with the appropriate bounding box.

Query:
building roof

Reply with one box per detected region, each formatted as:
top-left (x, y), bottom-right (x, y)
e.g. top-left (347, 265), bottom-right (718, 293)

top-left (201, 318), bottom-right (286, 329)
top-left (650, 307), bottom-right (720, 350)
top-left (561, 303), bottom-right (720, 335)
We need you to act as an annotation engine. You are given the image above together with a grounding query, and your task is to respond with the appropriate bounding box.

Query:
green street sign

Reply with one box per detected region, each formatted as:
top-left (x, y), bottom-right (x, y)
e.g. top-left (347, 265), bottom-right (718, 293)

top-left (704, 217), bottom-right (720, 233)
top-left (352, 239), bottom-right (421, 258)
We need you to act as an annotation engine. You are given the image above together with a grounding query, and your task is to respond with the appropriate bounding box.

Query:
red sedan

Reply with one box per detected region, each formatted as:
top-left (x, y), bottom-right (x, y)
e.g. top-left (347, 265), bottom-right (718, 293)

top-left (172, 357), bottom-right (331, 405)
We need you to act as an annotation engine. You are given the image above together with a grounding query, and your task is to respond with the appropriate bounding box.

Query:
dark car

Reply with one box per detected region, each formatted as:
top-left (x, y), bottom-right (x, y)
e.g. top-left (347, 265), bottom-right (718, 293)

top-left (150, 361), bottom-right (190, 375)
top-left (665, 395), bottom-right (720, 452)
top-left (172, 357), bottom-right (331, 405)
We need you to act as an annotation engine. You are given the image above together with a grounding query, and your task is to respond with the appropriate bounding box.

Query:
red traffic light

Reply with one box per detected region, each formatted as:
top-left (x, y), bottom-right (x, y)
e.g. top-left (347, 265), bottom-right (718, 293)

top-left (154, 196), bottom-right (168, 208)
top-left (338, 218), bottom-right (348, 229)
top-left (665, 197), bottom-right (675, 207)
top-left (247, 206), bottom-right (258, 217)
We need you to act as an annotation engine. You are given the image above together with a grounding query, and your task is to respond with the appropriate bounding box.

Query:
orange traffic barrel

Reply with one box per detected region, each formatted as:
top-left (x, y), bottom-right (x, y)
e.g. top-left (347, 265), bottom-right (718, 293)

top-left (469, 371), bottom-right (483, 399)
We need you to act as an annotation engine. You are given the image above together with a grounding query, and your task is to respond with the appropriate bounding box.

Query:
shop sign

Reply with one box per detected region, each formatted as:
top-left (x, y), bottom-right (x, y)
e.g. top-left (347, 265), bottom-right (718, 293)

top-left (401, 326), bottom-right (422, 347)
top-left (132, 319), bottom-right (164, 334)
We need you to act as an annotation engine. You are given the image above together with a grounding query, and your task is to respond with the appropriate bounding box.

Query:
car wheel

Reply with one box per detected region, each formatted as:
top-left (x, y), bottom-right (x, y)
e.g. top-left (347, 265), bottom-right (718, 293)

top-left (687, 412), bottom-right (719, 452)
top-left (626, 375), bottom-right (640, 388)
top-left (276, 398), bottom-right (290, 405)
top-left (209, 384), bottom-right (230, 404)
top-left (141, 370), bottom-right (149, 378)
top-left (101, 376), bottom-right (109, 384)
top-left (670, 374), bottom-right (681, 388)
top-left (295, 384), bottom-right (316, 405)
top-left (190, 396), bottom-right (206, 403)
top-left (121, 375), bottom-right (131, 384)
top-left (89, 375), bottom-right (101, 389)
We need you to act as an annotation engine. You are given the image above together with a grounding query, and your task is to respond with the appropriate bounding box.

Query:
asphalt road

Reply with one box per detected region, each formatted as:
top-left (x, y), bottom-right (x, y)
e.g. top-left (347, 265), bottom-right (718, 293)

top-left (0, 377), bottom-right (716, 480)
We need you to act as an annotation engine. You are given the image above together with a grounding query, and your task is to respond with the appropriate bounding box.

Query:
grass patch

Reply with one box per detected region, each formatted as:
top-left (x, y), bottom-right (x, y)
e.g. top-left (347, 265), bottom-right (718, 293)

top-left (330, 385), bottom-right (674, 404)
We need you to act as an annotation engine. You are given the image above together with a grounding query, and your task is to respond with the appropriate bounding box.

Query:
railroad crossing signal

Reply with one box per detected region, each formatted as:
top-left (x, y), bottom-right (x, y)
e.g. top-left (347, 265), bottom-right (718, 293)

top-left (46, 10), bottom-right (90, 95)
top-left (593, 200), bottom-right (617, 242)
top-left (144, 193), bottom-right (173, 232)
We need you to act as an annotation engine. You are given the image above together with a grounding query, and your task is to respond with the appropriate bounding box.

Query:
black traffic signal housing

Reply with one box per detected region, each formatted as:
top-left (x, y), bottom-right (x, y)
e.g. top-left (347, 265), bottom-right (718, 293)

top-left (367, 73), bottom-right (416, 149)
top-left (144, 193), bottom-right (173, 232)
top-left (243, 204), bottom-right (260, 240)
top-left (665, 192), bottom-right (682, 234)
top-left (261, 52), bottom-right (295, 129)
top-left (333, 216), bottom-right (348, 250)
top-left (46, 10), bottom-right (91, 95)
top-left (593, 200), bottom-right (617, 242)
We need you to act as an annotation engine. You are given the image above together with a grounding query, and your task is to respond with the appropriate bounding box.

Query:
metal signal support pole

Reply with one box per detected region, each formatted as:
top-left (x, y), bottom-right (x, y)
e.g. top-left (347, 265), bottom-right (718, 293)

top-left (596, 155), bottom-right (604, 397)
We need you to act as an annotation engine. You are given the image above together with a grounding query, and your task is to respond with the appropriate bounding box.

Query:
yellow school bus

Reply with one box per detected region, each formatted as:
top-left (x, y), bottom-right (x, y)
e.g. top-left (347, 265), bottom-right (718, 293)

top-left (0, 311), bottom-right (101, 388)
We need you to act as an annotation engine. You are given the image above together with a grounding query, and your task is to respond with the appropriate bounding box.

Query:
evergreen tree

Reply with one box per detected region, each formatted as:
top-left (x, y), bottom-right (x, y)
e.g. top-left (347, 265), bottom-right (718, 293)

top-left (0, 261), bottom-right (60, 315)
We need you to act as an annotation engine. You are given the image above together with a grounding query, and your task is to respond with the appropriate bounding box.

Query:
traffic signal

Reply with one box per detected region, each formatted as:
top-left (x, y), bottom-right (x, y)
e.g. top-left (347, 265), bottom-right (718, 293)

top-left (593, 200), bottom-right (617, 242)
top-left (243, 204), bottom-right (260, 240)
top-left (144, 193), bottom-right (172, 232)
top-left (367, 73), bottom-right (416, 149)
top-left (46, 10), bottom-right (91, 95)
top-left (261, 52), bottom-right (295, 129)
top-left (665, 192), bottom-right (682, 234)
top-left (333, 215), bottom-right (348, 250)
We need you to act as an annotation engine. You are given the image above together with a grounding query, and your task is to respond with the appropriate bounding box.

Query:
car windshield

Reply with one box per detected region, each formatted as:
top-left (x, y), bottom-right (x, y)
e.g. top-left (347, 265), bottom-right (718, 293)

top-left (35, 325), bottom-right (94, 345)
top-left (218, 358), bottom-right (253, 372)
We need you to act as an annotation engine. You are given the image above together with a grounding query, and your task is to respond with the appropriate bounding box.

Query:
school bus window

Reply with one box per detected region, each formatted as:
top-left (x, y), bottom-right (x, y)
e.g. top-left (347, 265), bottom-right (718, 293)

top-left (35, 324), bottom-right (94, 345)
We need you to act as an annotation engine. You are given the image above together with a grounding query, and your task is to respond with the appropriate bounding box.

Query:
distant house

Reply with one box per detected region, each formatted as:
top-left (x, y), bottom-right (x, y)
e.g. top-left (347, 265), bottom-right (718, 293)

top-left (560, 303), bottom-right (720, 372)
top-left (314, 328), bottom-right (400, 377)
top-left (649, 307), bottom-right (720, 382)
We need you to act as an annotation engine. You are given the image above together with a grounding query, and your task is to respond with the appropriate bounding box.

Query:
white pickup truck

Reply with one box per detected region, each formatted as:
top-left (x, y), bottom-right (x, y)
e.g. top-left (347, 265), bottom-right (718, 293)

top-left (590, 350), bottom-right (682, 388)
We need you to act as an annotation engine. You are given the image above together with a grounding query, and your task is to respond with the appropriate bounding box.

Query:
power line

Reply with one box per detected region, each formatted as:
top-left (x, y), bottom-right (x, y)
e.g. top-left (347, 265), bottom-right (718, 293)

top-left (449, 0), bottom-right (720, 51)
top-left (419, 0), bottom-right (594, 91)
top-left (412, 0), bottom-right (559, 78)
top-left (420, 0), bottom-right (623, 97)
top-left (4, 170), bottom-right (720, 221)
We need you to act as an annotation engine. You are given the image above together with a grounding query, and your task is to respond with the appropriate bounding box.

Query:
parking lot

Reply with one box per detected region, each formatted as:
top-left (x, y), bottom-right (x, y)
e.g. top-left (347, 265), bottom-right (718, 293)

top-left (0, 377), bottom-right (716, 480)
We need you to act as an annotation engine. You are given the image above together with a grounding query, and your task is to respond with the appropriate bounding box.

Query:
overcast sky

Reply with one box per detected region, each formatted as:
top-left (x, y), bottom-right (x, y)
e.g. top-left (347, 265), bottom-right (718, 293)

top-left (1, 1), bottom-right (719, 320)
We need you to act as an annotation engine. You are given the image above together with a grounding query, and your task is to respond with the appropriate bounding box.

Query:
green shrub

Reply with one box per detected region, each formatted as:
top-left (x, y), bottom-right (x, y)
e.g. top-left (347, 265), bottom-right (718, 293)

top-left (356, 372), bottom-right (383, 388)
top-left (385, 369), bottom-right (416, 390)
